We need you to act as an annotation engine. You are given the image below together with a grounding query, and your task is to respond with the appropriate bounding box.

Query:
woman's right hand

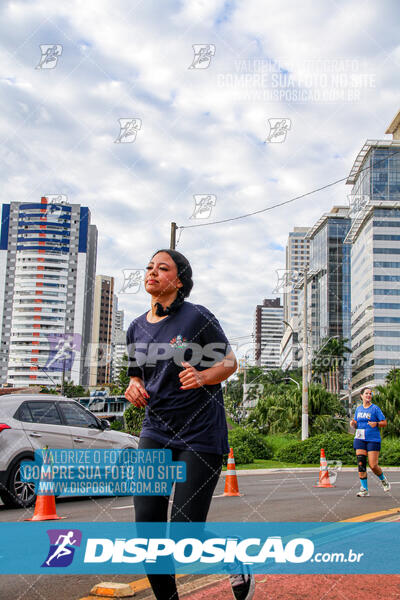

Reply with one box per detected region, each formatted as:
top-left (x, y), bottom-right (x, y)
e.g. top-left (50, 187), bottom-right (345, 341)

top-left (350, 419), bottom-right (357, 428)
top-left (125, 377), bottom-right (150, 407)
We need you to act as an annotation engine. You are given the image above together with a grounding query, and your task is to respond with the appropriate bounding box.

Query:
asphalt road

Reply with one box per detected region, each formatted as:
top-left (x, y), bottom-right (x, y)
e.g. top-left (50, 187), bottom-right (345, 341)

top-left (1, 470), bottom-right (399, 600)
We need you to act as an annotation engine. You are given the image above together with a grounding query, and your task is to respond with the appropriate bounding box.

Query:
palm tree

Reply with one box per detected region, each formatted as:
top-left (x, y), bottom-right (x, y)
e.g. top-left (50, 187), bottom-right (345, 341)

top-left (385, 368), bottom-right (400, 385)
top-left (374, 379), bottom-right (400, 438)
top-left (312, 337), bottom-right (351, 392)
top-left (247, 383), bottom-right (346, 435)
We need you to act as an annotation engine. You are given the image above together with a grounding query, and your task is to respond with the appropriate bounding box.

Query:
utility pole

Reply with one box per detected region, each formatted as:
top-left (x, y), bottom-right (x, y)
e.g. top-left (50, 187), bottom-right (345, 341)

top-left (61, 356), bottom-right (65, 396)
top-left (302, 267), bottom-right (309, 440)
top-left (170, 222), bottom-right (177, 250)
top-left (347, 380), bottom-right (352, 419)
top-left (241, 356), bottom-right (248, 425)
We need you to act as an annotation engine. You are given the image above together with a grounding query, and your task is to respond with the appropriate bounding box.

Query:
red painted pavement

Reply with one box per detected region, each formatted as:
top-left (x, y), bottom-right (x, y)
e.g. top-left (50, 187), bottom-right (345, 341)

top-left (183, 574), bottom-right (400, 599)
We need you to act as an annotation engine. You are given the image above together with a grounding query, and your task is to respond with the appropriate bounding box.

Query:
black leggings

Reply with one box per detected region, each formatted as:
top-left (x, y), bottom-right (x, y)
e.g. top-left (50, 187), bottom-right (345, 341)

top-left (134, 437), bottom-right (223, 600)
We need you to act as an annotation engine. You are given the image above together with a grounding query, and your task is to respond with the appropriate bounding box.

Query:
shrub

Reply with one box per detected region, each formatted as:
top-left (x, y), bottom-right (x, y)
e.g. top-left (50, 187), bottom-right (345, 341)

top-left (110, 420), bottom-right (124, 431)
top-left (267, 434), bottom-right (299, 458)
top-left (225, 443), bottom-right (254, 465)
top-left (380, 438), bottom-right (400, 465)
top-left (276, 433), bottom-right (356, 465)
top-left (124, 405), bottom-right (145, 435)
top-left (228, 427), bottom-right (273, 460)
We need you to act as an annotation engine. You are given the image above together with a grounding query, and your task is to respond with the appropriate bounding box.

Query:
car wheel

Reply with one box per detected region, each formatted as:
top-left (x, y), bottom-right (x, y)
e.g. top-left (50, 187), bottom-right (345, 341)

top-left (2, 460), bottom-right (36, 509)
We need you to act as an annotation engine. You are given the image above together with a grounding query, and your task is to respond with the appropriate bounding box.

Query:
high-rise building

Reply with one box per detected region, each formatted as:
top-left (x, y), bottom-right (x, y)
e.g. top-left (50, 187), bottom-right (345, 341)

top-left (344, 110), bottom-right (400, 391)
top-left (306, 206), bottom-right (351, 350)
top-left (284, 227), bottom-right (310, 323)
top-left (89, 275), bottom-right (114, 386)
top-left (112, 329), bottom-right (127, 382)
top-left (280, 227), bottom-right (310, 370)
top-left (253, 298), bottom-right (284, 370)
top-left (111, 299), bottom-right (125, 382)
top-left (0, 197), bottom-right (97, 387)
top-left (113, 309), bottom-right (124, 333)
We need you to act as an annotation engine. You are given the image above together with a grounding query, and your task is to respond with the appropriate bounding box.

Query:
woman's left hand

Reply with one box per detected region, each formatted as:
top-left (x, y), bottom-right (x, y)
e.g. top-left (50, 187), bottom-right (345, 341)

top-left (368, 421), bottom-right (378, 428)
top-left (179, 361), bottom-right (206, 390)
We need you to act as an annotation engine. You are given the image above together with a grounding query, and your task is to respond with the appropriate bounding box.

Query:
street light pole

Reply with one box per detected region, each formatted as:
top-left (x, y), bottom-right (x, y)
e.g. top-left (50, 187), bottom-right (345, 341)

top-left (302, 267), bottom-right (309, 440)
top-left (242, 352), bottom-right (249, 423)
top-left (170, 222), bottom-right (177, 250)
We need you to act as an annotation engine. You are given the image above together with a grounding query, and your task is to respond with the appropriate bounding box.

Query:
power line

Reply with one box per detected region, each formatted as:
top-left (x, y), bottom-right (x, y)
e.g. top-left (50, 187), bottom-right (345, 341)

top-left (178, 148), bottom-right (400, 231)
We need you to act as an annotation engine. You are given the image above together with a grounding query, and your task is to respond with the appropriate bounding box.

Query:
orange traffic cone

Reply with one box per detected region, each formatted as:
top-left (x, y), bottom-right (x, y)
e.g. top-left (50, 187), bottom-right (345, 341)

top-left (26, 449), bottom-right (62, 521)
top-left (314, 448), bottom-right (335, 488)
top-left (223, 448), bottom-right (242, 497)
top-left (27, 493), bottom-right (61, 521)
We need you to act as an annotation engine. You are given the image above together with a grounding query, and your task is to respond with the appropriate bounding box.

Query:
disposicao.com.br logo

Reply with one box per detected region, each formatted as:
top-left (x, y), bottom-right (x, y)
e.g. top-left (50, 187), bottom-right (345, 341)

top-left (0, 521), bottom-right (390, 575)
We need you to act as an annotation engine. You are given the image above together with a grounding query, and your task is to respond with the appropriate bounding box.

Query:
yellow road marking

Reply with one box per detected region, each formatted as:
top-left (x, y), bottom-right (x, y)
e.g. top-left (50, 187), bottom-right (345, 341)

top-left (341, 506), bottom-right (400, 522)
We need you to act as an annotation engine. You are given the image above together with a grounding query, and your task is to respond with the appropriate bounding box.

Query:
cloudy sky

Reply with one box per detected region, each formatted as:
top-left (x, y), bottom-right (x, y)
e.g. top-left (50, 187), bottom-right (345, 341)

top-left (1, 0), bottom-right (399, 358)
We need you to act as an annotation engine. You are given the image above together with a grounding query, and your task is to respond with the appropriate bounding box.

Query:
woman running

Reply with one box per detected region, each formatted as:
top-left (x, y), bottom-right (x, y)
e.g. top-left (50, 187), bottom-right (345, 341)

top-left (125, 249), bottom-right (254, 600)
top-left (350, 386), bottom-right (391, 497)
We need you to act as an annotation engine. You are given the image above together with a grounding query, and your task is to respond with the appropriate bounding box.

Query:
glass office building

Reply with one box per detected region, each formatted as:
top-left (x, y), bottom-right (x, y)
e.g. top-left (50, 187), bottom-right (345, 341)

top-left (306, 207), bottom-right (351, 388)
top-left (345, 111), bottom-right (400, 390)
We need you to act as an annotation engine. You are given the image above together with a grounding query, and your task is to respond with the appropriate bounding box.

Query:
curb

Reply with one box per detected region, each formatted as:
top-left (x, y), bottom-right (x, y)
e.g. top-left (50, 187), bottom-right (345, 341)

top-left (224, 467), bottom-right (400, 475)
top-left (79, 575), bottom-right (187, 599)
top-left (79, 575), bottom-right (226, 599)
top-left (90, 582), bottom-right (134, 597)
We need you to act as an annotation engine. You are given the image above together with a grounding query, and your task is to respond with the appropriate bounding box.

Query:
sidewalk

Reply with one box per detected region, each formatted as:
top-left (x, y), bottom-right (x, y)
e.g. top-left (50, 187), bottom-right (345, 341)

top-left (180, 507), bottom-right (400, 599)
top-left (182, 574), bottom-right (400, 599)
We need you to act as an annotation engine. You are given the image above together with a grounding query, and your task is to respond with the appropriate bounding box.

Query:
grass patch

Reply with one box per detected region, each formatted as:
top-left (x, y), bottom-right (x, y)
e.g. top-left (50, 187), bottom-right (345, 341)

top-left (222, 458), bottom-right (319, 470)
top-left (264, 434), bottom-right (299, 456)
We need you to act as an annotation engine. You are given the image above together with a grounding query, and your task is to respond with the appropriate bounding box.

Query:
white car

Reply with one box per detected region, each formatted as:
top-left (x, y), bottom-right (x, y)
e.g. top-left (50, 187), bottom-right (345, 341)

top-left (0, 394), bottom-right (139, 508)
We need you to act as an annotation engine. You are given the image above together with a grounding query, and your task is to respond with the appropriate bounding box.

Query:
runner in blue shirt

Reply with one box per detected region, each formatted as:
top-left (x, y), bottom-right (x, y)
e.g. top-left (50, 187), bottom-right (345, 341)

top-left (350, 386), bottom-right (391, 497)
top-left (125, 249), bottom-right (254, 600)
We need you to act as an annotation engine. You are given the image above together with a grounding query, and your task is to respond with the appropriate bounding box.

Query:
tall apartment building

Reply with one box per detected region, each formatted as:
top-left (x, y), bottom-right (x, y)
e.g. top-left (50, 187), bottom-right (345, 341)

top-left (344, 110), bottom-right (400, 391)
top-left (114, 309), bottom-right (124, 333)
top-left (0, 197), bottom-right (97, 387)
top-left (113, 329), bottom-right (127, 382)
top-left (284, 227), bottom-right (310, 323)
top-left (280, 227), bottom-right (310, 370)
top-left (89, 275), bottom-right (114, 386)
top-left (111, 302), bottom-right (125, 382)
top-left (253, 298), bottom-right (284, 370)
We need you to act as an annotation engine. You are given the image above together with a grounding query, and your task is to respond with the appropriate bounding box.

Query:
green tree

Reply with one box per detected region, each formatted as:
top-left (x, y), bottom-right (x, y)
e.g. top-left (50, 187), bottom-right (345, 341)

top-left (124, 404), bottom-right (145, 435)
top-left (118, 354), bottom-right (130, 390)
top-left (61, 381), bottom-right (88, 398)
top-left (224, 366), bottom-right (268, 424)
top-left (248, 383), bottom-right (346, 436)
top-left (374, 378), bottom-right (400, 438)
top-left (39, 386), bottom-right (59, 395)
top-left (385, 368), bottom-right (400, 385)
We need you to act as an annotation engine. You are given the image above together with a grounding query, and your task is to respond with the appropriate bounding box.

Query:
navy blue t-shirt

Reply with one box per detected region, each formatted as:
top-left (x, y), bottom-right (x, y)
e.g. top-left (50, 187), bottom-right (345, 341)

top-left (126, 301), bottom-right (232, 455)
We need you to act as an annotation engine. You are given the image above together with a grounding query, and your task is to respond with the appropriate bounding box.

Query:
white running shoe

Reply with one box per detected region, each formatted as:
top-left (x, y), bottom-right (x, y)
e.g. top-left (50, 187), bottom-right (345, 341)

top-left (356, 488), bottom-right (369, 497)
top-left (381, 476), bottom-right (391, 492)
